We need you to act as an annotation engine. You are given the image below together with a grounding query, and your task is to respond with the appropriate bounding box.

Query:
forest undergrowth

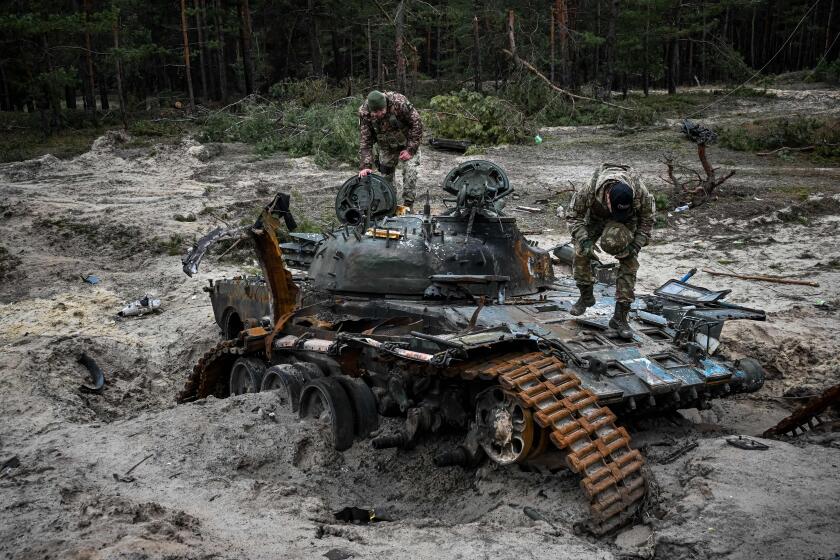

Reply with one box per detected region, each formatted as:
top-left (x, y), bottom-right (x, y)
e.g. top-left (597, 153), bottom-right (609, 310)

top-left (1, 76), bottom-right (833, 166)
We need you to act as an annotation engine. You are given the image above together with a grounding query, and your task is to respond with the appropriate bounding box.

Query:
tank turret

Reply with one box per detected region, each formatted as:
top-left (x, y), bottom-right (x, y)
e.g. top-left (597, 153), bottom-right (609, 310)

top-left (307, 160), bottom-right (554, 299)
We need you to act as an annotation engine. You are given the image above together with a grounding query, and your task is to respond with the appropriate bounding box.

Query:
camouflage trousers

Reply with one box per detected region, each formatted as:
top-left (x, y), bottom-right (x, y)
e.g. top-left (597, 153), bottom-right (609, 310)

top-left (573, 223), bottom-right (640, 304)
top-left (376, 146), bottom-right (421, 206)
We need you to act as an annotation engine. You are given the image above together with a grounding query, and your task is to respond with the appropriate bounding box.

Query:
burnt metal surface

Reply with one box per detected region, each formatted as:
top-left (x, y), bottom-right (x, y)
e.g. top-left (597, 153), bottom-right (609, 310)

top-left (335, 174), bottom-right (397, 225)
top-left (205, 276), bottom-right (271, 338)
top-left (763, 383), bottom-right (840, 437)
top-left (78, 352), bottom-right (105, 394)
top-left (429, 138), bottom-right (472, 153)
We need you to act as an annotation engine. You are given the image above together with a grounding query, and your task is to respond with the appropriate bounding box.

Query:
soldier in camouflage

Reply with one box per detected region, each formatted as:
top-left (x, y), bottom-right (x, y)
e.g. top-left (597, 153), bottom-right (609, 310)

top-left (565, 164), bottom-right (656, 339)
top-left (358, 90), bottom-right (424, 208)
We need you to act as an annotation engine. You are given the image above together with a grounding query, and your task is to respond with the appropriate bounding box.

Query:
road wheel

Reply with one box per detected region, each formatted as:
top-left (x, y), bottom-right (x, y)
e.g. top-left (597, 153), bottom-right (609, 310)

top-left (299, 377), bottom-right (356, 451)
top-left (735, 357), bottom-right (766, 392)
top-left (474, 386), bottom-right (535, 465)
top-left (261, 364), bottom-right (306, 411)
top-left (229, 357), bottom-right (266, 396)
top-left (293, 362), bottom-right (324, 381)
top-left (335, 376), bottom-right (379, 439)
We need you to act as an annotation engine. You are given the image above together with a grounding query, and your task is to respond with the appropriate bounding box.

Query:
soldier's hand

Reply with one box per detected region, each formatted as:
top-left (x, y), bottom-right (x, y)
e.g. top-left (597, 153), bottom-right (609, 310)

top-left (398, 150), bottom-right (412, 161)
top-left (359, 168), bottom-right (373, 178)
top-left (577, 238), bottom-right (595, 258)
top-left (625, 241), bottom-right (642, 258)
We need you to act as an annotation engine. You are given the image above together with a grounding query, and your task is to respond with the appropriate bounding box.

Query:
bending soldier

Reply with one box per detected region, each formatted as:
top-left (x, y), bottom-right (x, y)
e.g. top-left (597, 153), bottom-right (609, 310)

top-left (565, 164), bottom-right (655, 339)
top-left (358, 90), bottom-right (423, 208)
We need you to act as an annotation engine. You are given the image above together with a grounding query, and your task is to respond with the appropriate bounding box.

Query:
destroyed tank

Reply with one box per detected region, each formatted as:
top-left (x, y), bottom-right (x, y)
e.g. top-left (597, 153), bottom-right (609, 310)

top-left (179, 161), bottom-right (767, 535)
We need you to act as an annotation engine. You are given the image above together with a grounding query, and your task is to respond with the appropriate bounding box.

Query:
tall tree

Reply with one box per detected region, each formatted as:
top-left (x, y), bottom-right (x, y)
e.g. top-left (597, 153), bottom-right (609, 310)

top-left (472, 5), bottom-right (481, 92)
top-left (238, 0), bottom-right (255, 94)
top-left (81, 0), bottom-right (97, 117)
top-left (214, 0), bottom-right (228, 102)
top-left (196, 0), bottom-right (209, 101)
top-left (180, 0), bottom-right (196, 110)
top-left (308, 0), bottom-right (323, 77)
top-left (604, 0), bottom-right (618, 97)
top-left (395, 0), bottom-right (408, 93)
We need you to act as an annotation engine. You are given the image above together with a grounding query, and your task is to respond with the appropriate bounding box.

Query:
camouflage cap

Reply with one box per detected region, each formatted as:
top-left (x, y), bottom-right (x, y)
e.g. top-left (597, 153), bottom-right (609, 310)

top-left (600, 221), bottom-right (634, 257)
top-left (366, 90), bottom-right (387, 111)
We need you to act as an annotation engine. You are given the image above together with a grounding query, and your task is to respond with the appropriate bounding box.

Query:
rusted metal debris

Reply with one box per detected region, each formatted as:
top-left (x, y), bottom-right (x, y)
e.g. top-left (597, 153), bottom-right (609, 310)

top-left (429, 138), bottom-right (472, 153)
top-left (763, 383), bottom-right (840, 438)
top-left (78, 352), bottom-right (105, 394)
top-left (657, 441), bottom-right (699, 464)
top-left (726, 436), bottom-right (769, 450)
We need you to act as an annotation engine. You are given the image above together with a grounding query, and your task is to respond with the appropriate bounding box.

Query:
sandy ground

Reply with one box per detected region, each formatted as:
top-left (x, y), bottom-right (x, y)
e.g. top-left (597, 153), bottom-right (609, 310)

top-left (1, 89), bottom-right (839, 559)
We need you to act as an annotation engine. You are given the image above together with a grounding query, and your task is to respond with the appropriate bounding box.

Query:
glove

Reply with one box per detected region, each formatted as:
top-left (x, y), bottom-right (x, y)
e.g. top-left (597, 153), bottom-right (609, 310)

top-left (576, 238), bottom-right (595, 258)
top-left (625, 241), bottom-right (642, 258)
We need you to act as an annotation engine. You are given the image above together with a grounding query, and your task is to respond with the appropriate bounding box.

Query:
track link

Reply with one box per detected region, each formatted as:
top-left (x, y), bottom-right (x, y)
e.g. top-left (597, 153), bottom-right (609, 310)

top-left (177, 338), bottom-right (244, 403)
top-left (763, 383), bottom-right (840, 437)
top-left (461, 351), bottom-right (647, 535)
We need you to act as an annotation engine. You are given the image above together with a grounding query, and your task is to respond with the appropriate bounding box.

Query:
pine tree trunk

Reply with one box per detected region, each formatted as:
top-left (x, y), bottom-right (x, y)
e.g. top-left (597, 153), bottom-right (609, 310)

top-left (395, 0), bottom-right (407, 93)
top-left (377, 39), bottom-right (383, 88)
top-left (195, 0), bottom-right (209, 101)
top-left (507, 10), bottom-right (516, 58)
top-left (113, 17), bottom-right (127, 128)
top-left (687, 35), bottom-right (694, 84)
top-left (426, 27), bottom-right (432, 74)
top-left (594, 0), bottom-right (600, 83)
top-left (82, 0), bottom-right (97, 118)
top-left (643, 0), bottom-right (649, 96)
top-left (550, 6), bottom-right (555, 83)
top-left (556, 0), bottom-right (569, 86)
top-left (347, 34), bottom-right (353, 95)
top-left (331, 30), bottom-right (344, 81)
top-left (238, 0), bottom-right (255, 94)
top-left (750, 7), bottom-right (756, 67)
top-left (827, 0), bottom-right (836, 51)
top-left (98, 70), bottom-right (110, 110)
top-left (604, 0), bottom-right (617, 98)
top-left (667, 2), bottom-right (680, 95)
top-left (201, 0), bottom-right (216, 99)
top-left (180, 0), bottom-right (196, 110)
top-left (472, 6), bottom-right (481, 92)
top-left (65, 86), bottom-right (76, 110)
top-left (308, 0), bottom-right (323, 77)
top-left (367, 19), bottom-right (374, 85)
top-left (435, 22), bottom-right (441, 81)
top-left (214, 0), bottom-right (228, 102)
top-left (0, 63), bottom-right (11, 111)
top-left (700, 0), bottom-right (706, 83)
top-left (667, 38), bottom-right (678, 94)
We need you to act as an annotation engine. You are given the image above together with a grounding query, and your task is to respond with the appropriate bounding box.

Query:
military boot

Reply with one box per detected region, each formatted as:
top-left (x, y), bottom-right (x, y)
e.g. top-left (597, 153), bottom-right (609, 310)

top-left (609, 302), bottom-right (634, 340)
top-left (569, 284), bottom-right (596, 316)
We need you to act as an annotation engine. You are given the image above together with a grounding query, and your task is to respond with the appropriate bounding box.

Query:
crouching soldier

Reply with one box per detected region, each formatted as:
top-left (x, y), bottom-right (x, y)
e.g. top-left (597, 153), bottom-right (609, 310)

top-left (565, 163), bottom-right (655, 339)
top-left (358, 90), bottom-right (423, 208)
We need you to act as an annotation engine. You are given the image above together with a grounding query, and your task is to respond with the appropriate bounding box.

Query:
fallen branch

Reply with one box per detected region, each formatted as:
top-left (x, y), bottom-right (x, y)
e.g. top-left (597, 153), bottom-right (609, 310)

top-left (501, 49), bottom-right (634, 112)
top-left (757, 145), bottom-right (814, 156)
top-left (702, 268), bottom-right (820, 287)
top-left (422, 109), bottom-right (481, 123)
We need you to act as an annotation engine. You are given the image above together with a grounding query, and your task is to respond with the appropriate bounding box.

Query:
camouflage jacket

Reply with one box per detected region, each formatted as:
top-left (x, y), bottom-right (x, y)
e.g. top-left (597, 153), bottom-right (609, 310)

top-left (566, 163), bottom-right (655, 247)
top-left (358, 91), bottom-right (423, 170)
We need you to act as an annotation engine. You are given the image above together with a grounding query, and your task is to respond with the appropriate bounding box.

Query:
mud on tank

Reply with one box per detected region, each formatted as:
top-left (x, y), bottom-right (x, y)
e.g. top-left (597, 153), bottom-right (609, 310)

top-left (179, 160), bottom-right (768, 535)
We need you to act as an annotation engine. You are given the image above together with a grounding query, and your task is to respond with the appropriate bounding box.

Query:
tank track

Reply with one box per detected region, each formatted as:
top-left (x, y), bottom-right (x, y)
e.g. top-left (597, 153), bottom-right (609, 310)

top-left (176, 338), bottom-right (244, 403)
top-left (179, 343), bottom-right (645, 533)
top-left (459, 352), bottom-right (647, 535)
top-left (763, 382), bottom-right (840, 437)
